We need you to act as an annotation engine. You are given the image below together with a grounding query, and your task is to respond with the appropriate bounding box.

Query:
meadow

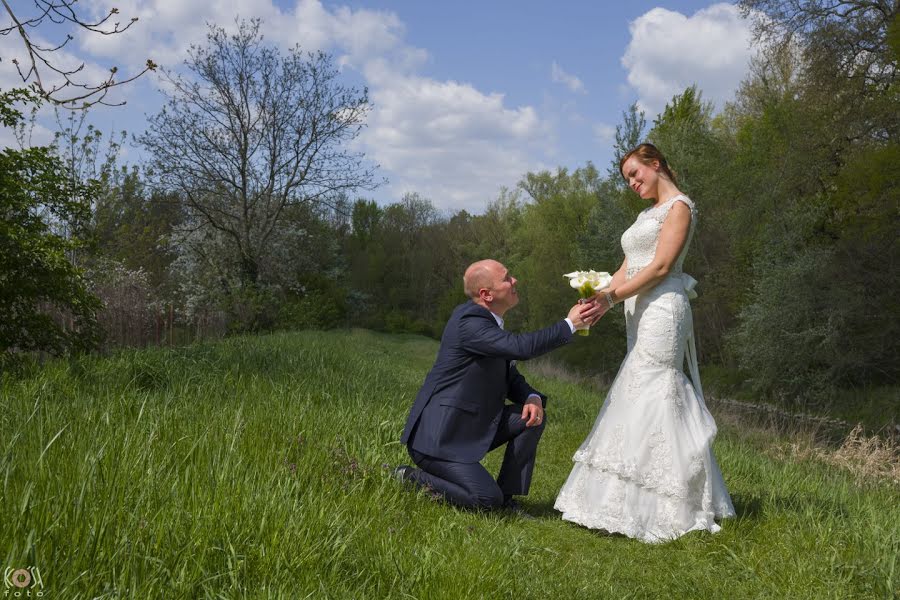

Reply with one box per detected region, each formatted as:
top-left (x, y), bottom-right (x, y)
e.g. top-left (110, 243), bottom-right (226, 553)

top-left (1, 330), bottom-right (897, 599)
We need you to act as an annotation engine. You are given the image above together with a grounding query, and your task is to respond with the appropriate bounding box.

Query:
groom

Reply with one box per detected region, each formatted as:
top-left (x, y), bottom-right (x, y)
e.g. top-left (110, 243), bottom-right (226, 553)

top-left (396, 259), bottom-right (592, 512)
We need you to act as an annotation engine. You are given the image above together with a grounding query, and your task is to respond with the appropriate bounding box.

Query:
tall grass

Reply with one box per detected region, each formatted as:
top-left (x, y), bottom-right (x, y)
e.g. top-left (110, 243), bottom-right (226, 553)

top-left (1, 330), bottom-right (897, 598)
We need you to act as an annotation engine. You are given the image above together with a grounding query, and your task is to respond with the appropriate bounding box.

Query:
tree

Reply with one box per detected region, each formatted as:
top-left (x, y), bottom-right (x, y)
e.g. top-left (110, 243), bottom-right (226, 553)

top-left (515, 166), bottom-right (601, 335)
top-left (739, 0), bottom-right (899, 140)
top-left (740, 0), bottom-right (897, 83)
top-left (92, 167), bottom-right (182, 290)
top-left (0, 89), bottom-right (100, 365)
top-left (647, 86), bottom-right (715, 192)
top-left (609, 102), bottom-right (646, 183)
top-left (139, 19), bottom-right (378, 294)
top-left (0, 0), bottom-right (156, 107)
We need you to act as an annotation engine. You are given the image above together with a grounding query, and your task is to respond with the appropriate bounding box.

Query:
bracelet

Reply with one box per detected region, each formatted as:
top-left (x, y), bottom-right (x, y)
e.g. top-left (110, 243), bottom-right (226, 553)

top-left (603, 291), bottom-right (616, 309)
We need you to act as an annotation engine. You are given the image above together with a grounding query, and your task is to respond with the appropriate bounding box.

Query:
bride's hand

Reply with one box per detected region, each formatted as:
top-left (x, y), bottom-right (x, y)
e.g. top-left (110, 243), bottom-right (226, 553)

top-left (580, 296), bottom-right (610, 325)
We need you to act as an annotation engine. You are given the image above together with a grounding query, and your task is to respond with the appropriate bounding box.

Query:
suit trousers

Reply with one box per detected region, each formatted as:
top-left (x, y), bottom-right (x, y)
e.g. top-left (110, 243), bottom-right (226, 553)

top-left (406, 403), bottom-right (546, 509)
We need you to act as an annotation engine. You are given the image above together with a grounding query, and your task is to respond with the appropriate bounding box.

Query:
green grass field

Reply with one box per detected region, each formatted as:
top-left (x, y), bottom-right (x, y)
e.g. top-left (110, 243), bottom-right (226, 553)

top-left (1, 330), bottom-right (897, 598)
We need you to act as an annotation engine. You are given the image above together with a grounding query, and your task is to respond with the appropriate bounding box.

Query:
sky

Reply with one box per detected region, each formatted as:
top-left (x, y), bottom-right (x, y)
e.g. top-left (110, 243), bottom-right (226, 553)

top-left (0, 0), bottom-right (758, 214)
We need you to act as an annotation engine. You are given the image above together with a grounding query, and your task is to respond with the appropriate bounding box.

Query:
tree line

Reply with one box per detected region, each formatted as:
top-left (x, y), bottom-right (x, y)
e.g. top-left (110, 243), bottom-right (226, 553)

top-left (2, 3), bottom-right (898, 410)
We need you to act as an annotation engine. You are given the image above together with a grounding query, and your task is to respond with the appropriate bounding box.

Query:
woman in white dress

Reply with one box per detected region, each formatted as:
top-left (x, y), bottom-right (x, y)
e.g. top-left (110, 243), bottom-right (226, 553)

top-left (554, 143), bottom-right (735, 543)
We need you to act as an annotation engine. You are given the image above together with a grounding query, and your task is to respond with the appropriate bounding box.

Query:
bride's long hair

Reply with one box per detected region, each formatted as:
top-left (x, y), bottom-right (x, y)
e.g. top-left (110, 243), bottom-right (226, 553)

top-left (619, 143), bottom-right (678, 186)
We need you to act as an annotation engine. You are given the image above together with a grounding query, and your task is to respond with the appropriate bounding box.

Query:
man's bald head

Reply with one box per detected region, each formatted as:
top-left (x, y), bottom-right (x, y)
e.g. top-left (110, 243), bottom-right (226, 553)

top-left (463, 259), bottom-right (519, 316)
top-left (463, 259), bottom-right (502, 300)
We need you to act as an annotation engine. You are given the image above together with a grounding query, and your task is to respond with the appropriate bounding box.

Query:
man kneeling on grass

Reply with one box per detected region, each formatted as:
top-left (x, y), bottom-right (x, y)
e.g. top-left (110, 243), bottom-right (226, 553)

top-left (394, 259), bottom-right (593, 515)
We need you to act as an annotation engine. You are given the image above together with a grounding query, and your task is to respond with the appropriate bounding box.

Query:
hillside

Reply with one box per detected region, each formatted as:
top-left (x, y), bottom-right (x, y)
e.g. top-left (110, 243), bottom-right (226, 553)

top-left (1, 330), bottom-right (896, 598)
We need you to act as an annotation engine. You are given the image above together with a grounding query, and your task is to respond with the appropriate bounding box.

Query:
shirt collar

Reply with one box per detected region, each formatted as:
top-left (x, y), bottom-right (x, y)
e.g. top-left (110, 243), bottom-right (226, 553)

top-left (490, 311), bottom-right (504, 330)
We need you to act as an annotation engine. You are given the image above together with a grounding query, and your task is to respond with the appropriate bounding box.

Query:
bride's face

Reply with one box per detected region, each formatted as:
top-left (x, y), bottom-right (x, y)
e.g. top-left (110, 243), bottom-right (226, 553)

top-left (621, 157), bottom-right (659, 200)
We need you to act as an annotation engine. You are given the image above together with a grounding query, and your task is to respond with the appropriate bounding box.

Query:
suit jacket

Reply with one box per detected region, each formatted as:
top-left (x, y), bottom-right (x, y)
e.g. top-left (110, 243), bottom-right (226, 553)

top-left (401, 301), bottom-right (573, 462)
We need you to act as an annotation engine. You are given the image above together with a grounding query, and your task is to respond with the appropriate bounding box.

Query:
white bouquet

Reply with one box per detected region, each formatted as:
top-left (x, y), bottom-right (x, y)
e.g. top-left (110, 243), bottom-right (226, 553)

top-left (563, 270), bottom-right (613, 336)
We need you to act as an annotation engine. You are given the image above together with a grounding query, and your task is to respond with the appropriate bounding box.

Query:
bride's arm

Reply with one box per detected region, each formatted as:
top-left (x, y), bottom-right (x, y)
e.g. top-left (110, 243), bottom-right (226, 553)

top-left (605, 202), bottom-right (692, 305)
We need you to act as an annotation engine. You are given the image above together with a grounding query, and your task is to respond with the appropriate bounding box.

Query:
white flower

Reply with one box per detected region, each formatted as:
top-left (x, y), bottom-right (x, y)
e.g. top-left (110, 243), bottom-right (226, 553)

top-left (563, 270), bottom-right (612, 290)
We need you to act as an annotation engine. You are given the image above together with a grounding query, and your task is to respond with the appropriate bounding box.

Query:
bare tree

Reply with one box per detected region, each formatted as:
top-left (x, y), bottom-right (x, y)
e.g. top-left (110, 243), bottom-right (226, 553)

top-left (739, 0), bottom-right (898, 89)
top-left (139, 19), bottom-right (379, 287)
top-left (0, 0), bottom-right (156, 106)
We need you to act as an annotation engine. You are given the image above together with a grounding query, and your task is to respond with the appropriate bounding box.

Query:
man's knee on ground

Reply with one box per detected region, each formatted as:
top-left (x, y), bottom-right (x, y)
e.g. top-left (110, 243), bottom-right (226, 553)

top-left (472, 486), bottom-right (505, 510)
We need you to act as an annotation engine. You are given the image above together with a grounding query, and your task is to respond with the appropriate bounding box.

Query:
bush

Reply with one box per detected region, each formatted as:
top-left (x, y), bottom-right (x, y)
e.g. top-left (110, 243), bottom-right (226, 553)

top-left (729, 204), bottom-right (840, 405)
top-left (278, 288), bottom-right (347, 331)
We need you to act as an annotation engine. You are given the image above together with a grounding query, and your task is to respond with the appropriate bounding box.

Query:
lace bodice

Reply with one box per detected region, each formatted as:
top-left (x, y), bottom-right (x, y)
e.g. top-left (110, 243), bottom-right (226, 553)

top-left (620, 195), bottom-right (696, 278)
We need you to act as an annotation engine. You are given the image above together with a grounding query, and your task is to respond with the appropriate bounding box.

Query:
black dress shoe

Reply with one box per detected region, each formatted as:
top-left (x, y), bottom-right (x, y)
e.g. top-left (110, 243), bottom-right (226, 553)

top-left (392, 465), bottom-right (415, 483)
top-left (502, 497), bottom-right (534, 519)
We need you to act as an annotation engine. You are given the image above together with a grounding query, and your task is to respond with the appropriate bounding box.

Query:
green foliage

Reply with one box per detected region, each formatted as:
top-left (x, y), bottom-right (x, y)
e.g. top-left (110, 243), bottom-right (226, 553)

top-left (824, 143), bottom-right (900, 386)
top-left (9, 0), bottom-right (897, 421)
top-left (514, 165), bottom-right (602, 331)
top-left (717, 2), bottom-right (900, 401)
top-left (649, 85), bottom-right (716, 191)
top-left (278, 285), bottom-right (347, 331)
top-left (730, 203), bottom-right (841, 403)
top-left (569, 178), bottom-right (637, 374)
top-left (0, 330), bottom-right (896, 597)
top-left (610, 102), bottom-right (646, 181)
top-left (92, 167), bottom-right (182, 290)
top-left (0, 89), bottom-right (101, 366)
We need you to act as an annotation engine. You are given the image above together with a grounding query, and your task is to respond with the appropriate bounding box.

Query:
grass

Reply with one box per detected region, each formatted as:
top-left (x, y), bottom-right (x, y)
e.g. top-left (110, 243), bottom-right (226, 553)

top-left (1, 329), bottom-right (897, 599)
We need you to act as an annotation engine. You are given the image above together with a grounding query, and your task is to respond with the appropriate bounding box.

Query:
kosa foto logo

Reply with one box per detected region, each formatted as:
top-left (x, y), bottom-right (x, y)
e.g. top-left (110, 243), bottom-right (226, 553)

top-left (3, 567), bottom-right (45, 597)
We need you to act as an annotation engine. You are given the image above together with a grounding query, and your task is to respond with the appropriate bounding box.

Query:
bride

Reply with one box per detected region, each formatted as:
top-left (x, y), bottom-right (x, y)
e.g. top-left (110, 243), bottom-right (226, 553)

top-left (554, 143), bottom-right (735, 543)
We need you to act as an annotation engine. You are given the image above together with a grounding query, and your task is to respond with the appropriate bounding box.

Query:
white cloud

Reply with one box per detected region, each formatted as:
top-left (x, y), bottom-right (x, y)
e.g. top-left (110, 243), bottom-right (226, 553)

top-left (69, 0), bottom-right (546, 212)
top-left (551, 61), bottom-right (586, 94)
top-left (621, 3), bottom-right (754, 115)
top-left (593, 123), bottom-right (616, 143)
top-left (361, 74), bottom-right (546, 211)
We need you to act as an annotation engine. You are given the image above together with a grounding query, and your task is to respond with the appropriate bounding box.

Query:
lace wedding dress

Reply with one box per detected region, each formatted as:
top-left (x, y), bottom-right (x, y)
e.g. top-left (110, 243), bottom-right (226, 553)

top-left (554, 195), bottom-right (735, 543)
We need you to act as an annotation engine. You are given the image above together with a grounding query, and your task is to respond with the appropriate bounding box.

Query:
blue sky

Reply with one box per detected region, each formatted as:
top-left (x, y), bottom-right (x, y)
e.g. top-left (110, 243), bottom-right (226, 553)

top-left (1, 0), bottom-right (757, 213)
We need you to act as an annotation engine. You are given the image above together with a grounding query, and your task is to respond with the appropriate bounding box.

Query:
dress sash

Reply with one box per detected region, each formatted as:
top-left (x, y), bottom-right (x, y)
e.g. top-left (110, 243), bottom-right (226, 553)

top-left (680, 272), bottom-right (703, 400)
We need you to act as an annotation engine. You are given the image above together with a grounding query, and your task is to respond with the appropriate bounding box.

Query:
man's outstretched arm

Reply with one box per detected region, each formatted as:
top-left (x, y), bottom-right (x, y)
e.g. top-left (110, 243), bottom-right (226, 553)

top-left (459, 304), bottom-right (590, 360)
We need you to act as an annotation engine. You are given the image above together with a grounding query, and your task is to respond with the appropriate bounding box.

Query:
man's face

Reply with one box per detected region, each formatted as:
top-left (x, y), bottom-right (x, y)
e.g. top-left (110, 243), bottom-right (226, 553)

top-left (486, 262), bottom-right (519, 314)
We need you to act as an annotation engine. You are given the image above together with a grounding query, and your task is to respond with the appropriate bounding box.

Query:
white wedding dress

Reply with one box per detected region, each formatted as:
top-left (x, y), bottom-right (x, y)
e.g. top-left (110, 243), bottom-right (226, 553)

top-left (554, 194), bottom-right (735, 543)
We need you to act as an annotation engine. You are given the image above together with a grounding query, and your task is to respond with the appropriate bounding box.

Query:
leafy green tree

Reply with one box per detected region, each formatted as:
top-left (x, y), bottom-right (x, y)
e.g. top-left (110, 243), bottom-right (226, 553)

top-left (93, 168), bottom-right (183, 290)
top-left (0, 90), bottom-right (100, 365)
top-left (718, 1), bottom-right (900, 402)
top-left (516, 166), bottom-right (600, 326)
top-left (648, 85), bottom-right (715, 194)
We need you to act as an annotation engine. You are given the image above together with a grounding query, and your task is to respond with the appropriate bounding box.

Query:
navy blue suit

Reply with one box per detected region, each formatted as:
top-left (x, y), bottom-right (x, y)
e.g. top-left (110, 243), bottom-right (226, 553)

top-left (401, 301), bottom-right (573, 508)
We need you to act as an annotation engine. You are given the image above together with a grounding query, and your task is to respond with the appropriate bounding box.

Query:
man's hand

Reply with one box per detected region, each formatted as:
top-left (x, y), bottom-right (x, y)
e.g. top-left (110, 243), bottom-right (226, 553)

top-left (567, 302), bottom-right (599, 330)
top-left (522, 397), bottom-right (544, 427)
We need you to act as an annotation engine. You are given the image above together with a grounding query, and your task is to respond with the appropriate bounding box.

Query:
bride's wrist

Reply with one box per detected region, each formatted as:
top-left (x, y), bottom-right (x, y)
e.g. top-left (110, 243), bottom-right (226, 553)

top-left (604, 290), bottom-right (618, 308)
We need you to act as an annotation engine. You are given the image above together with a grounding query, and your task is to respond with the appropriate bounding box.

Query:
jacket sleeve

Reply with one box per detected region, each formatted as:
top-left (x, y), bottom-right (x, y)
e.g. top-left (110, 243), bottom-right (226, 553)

top-left (458, 311), bottom-right (572, 360)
